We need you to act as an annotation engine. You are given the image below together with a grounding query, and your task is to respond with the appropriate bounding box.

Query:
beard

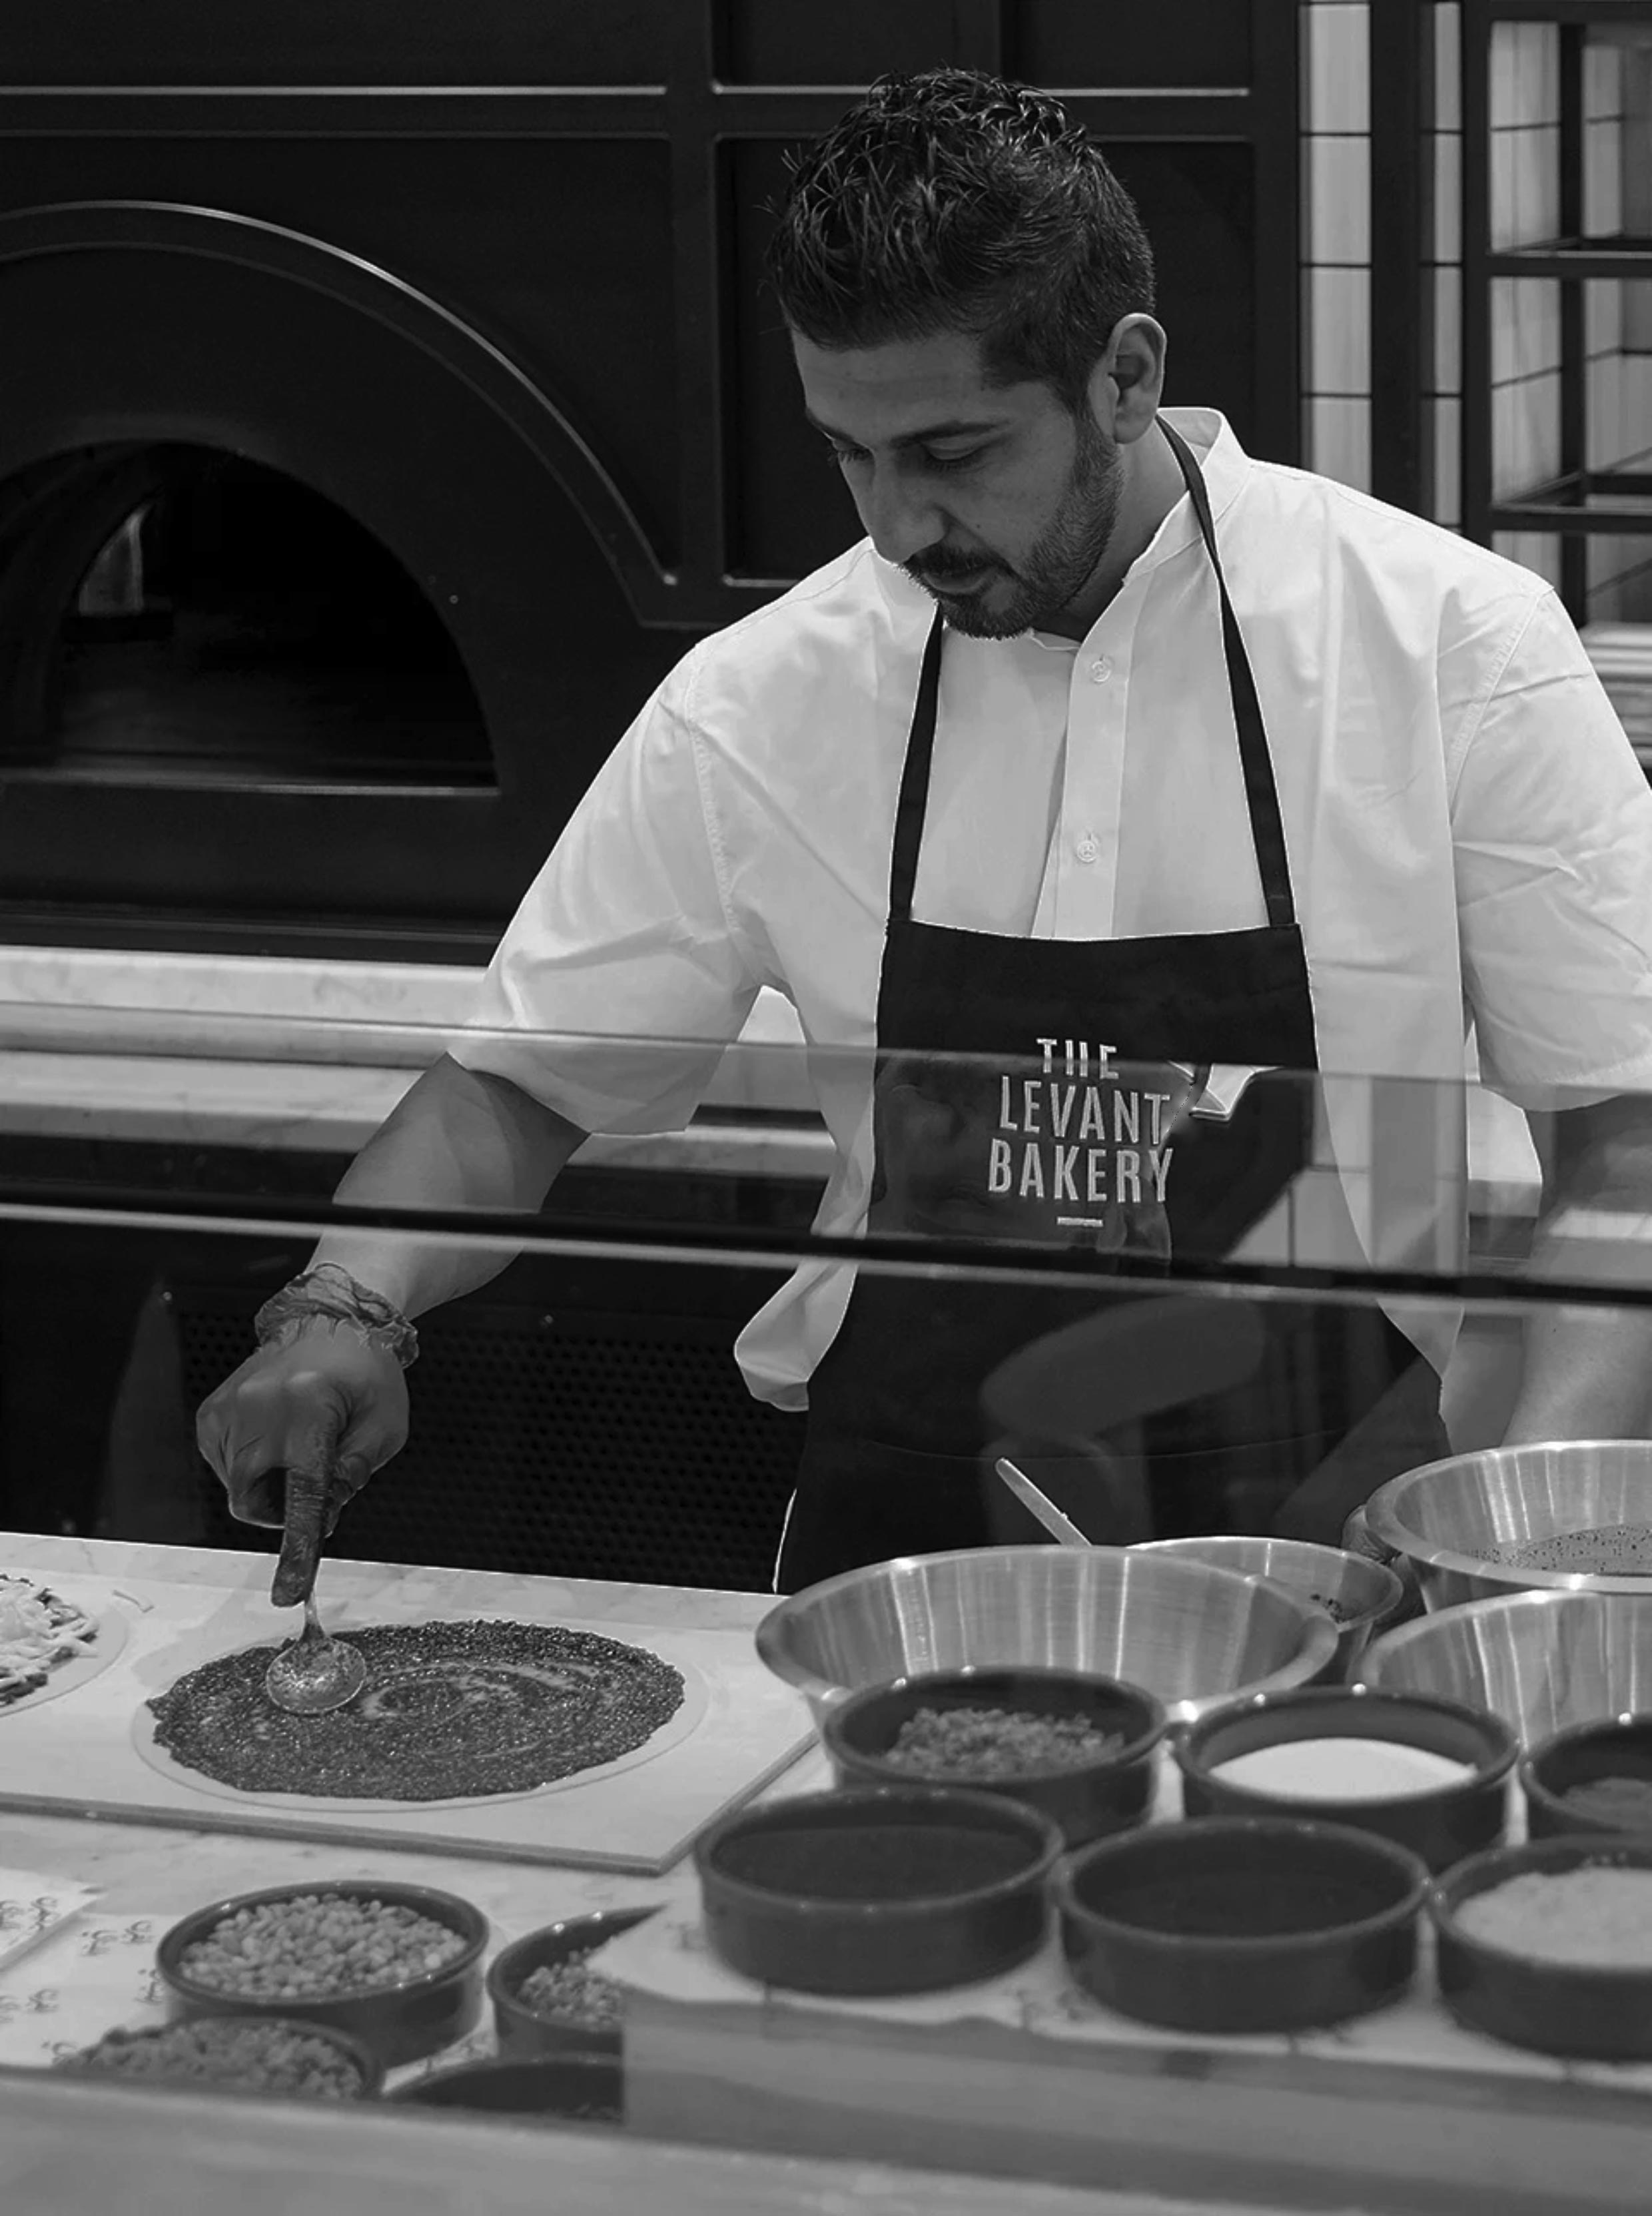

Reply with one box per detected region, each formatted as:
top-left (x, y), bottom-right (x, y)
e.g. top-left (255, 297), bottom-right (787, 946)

top-left (903, 414), bottom-right (1124, 641)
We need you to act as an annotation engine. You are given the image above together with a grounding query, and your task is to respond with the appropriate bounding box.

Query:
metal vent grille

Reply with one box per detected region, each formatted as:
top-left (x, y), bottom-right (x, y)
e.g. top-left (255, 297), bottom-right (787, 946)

top-left (175, 1297), bottom-right (802, 1592)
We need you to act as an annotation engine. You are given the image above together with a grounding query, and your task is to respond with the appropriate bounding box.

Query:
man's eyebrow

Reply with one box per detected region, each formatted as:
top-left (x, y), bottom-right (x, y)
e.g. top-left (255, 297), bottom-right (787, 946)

top-left (803, 409), bottom-right (1008, 448)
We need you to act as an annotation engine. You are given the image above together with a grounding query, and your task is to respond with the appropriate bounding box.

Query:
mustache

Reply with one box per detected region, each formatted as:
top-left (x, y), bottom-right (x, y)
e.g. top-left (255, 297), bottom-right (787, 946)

top-left (904, 554), bottom-right (1003, 586)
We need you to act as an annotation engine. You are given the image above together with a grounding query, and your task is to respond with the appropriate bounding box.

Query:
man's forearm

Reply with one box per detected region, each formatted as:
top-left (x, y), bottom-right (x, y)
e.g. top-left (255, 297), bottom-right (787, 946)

top-left (1501, 1301), bottom-right (1652, 1444)
top-left (308, 1054), bottom-right (588, 1317)
top-left (1503, 1094), bottom-right (1652, 1445)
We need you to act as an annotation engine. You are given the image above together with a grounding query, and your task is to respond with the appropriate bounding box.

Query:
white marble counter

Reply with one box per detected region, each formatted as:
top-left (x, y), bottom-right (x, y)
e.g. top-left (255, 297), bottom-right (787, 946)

top-left (0, 1529), bottom-right (783, 1627)
top-left (0, 942), bottom-right (1543, 1224)
top-left (0, 944), bottom-right (827, 1168)
top-left (0, 1531), bottom-right (827, 1916)
top-left (0, 946), bottom-right (486, 1027)
top-left (0, 1774), bottom-right (693, 1941)
top-left (0, 945), bottom-right (814, 1092)
top-left (0, 1048), bottom-right (834, 1176)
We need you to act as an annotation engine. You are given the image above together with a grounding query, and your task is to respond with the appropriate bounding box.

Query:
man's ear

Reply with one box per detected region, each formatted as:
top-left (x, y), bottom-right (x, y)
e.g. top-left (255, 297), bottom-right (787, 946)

top-left (1088, 314), bottom-right (1168, 446)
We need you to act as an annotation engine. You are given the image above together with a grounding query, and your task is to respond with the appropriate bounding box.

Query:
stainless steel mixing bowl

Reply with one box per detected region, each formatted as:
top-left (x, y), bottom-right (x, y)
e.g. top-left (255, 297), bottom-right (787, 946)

top-left (1362, 1442), bottom-right (1652, 1611)
top-left (1356, 1588), bottom-right (1652, 1745)
top-left (755, 1545), bottom-right (1340, 1727)
top-left (1130, 1535), bottom-right (1406, 1678)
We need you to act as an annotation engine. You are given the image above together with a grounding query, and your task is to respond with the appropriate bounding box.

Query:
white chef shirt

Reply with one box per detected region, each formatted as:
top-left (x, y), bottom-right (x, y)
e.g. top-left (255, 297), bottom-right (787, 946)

top-left (451, 408), bottom-right (1652, 1393)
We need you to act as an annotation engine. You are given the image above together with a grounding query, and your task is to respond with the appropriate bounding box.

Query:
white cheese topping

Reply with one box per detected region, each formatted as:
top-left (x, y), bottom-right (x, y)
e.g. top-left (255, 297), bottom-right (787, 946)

top-left (0, 1573), bottom-right (97, 1706)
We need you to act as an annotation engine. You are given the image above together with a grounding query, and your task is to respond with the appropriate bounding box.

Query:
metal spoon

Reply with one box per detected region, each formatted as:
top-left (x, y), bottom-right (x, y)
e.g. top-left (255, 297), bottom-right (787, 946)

top-left (993, 1457), bottom-right (1092, 1548)
top-left (263, 1463), bottom-right (366, 1715)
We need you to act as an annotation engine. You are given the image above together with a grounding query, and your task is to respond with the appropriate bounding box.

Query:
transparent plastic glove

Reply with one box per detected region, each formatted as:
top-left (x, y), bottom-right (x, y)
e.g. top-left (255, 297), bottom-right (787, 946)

top-left (195, 1315), bottom-right (409, 1531)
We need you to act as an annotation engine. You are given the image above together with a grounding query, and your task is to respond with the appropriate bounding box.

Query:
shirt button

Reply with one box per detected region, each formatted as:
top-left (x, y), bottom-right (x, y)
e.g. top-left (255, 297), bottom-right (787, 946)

top-left (1088, 656), bottom-right (1112, 683)
top-left (1075, 834), bottom-right (1100, 865)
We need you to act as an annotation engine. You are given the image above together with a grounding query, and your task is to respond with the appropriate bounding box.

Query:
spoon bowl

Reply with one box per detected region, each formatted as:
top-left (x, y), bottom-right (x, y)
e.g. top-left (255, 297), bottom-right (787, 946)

top-left (263, 1595), bottom-right (367, 1715)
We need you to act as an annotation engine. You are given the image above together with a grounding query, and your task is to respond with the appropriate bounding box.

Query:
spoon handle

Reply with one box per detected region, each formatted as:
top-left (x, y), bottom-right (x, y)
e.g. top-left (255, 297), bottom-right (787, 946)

top-left (271, 1464), bottom-right (330, 1609)
top-left (993, 1458), bottom-right (1092, 1547)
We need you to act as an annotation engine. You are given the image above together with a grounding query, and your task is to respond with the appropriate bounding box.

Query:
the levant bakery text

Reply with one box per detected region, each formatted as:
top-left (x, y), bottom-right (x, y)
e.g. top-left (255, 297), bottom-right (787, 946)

top-left (988, 1040), bottom-right (1176, 1213)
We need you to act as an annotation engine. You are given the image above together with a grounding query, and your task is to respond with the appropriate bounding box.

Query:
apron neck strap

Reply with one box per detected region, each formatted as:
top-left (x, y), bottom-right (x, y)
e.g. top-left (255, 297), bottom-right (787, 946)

top-left (1159, 418), bottom-right (1295, 930)
top-left (887, 419), bottom-right (1296, 933)
top-left (887, 613), bottom-right (947, 924)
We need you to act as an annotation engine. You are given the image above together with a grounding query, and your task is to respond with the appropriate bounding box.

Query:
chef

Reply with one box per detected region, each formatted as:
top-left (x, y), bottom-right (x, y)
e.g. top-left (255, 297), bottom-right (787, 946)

top-left (198, 68), bottom-right (1652, 1589)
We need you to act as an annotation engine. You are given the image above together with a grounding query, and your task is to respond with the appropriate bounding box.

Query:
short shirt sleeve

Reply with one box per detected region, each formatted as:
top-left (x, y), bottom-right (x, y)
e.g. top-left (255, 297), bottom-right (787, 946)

top-left (1451, 589), bottom-right (1652, 1110)
top-left (449, 658), bottom-right (763, 1134)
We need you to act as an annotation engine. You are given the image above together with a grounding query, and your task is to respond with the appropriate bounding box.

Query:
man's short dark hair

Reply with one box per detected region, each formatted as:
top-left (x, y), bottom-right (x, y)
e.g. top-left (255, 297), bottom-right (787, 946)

top-left (765, 68), bottom-right (1156, 412)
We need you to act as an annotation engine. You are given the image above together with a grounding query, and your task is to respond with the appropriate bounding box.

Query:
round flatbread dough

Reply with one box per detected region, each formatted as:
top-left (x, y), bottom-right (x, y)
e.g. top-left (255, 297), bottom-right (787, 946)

top-left (145, 1618), bottom-right (687, 1800)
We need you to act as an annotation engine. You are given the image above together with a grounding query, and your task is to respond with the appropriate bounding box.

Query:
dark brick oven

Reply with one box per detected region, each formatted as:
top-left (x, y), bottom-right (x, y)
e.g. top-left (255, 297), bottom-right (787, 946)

top-left (0, 0), bottom-right (1301, 960)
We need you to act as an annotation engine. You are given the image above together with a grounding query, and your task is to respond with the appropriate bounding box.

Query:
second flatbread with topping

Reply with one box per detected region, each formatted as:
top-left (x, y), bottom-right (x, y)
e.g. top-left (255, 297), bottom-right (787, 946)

top-left (0, 1573), bottom-right (99, 1708)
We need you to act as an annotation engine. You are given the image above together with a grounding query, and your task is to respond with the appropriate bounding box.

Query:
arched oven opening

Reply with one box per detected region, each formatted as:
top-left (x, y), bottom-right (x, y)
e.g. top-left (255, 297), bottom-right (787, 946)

top-left (0, 442), bottom-right (493, 788)
top-left (0, 202), bottom-right (681, 956)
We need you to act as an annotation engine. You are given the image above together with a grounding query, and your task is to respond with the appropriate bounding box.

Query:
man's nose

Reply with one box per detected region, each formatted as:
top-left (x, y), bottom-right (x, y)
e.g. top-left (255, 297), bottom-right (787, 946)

top-left (858, 468), bottom-right (944, 569)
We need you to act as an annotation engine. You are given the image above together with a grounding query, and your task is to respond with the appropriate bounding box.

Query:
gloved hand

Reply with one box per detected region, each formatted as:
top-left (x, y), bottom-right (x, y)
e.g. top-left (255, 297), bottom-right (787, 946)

top-left (195, 1315), bottom-right (410, 1531)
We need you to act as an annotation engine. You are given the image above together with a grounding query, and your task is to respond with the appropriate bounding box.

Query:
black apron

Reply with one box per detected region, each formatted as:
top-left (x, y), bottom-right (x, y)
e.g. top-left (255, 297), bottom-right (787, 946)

top-left (776, 424), bottom-right (1448, 1592)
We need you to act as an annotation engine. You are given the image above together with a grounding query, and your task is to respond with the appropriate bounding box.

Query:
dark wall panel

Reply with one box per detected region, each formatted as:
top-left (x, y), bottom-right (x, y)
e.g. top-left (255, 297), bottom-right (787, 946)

top-left (719, 0), bottom-right (1256, 89)
top-left (0, 2), bottom-right (681, 86)
top-left (1105, 144), bottom-right (1258, 437)
top-left (1012, 3), bottom-right (1252, 87)
top-left (725, 139), bottom-right (854, 581)
top-left (720, 0), bottom-right (960, 84)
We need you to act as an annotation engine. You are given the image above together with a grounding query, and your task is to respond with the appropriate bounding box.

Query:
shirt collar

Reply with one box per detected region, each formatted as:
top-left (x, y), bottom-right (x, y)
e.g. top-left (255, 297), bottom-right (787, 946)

top-left (1027, 409), bottom-right (1249, 651)
top-left (1136, 406), bottom-right (1249, 565)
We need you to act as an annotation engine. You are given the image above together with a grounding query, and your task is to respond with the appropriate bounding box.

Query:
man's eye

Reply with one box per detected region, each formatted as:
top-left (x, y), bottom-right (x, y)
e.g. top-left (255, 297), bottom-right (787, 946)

top-left (823, 444), bottom-right (983, 474)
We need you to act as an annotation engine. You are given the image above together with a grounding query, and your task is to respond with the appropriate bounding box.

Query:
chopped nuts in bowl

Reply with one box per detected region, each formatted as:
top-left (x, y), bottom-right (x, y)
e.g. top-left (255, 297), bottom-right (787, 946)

top-left (519, 1956), bottom-right (623, 2028)
top-left (488, 1906), bottom-right (661, 2058)
top-left (157, 1881), bottom-right (488, 2069)
top-left (57, 2014), bottom-right (382, 2099)
top-left (823, 1666), bottom-right (1166, 1850)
